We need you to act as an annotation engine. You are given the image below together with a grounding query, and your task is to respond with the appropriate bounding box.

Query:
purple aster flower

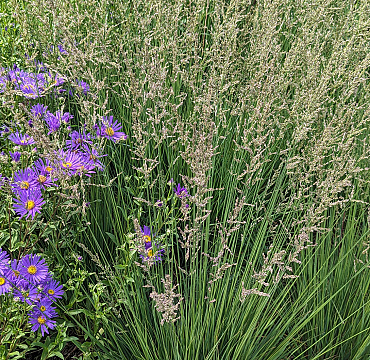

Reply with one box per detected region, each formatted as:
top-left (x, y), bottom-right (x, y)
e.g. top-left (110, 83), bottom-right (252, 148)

top-left (0, 125), bottom-right (10, 136)
top-left (35, 61), bottom-right (47, 72)
top-left (46, 72), bottom-right (65, 88)
top-left (30, 103), bottom-right (48, 118)
top-left (66, 130), bottom-right (93, 150)
top-left (141, 225), bottom-right (153, 250)
top-left (33, 298), bottom-right (58, 318)
top-left (20, 81), bottom-right (41, 99)
top-left (41, 279), bottom-right (64, 301)
top-left (13, 281), bottom-right (39, 305)
top-left (77, 80), bottom-right (89, 95)
top-left (30, 168), bottom-right (55, 189)
top-left (7, 259), bottom-right (22, 286)
top-left (0, 248), bottom-right (10, 274)
top-left (19, 254), bottom-right (48, 285)
top-left (174, 183), bottom-right (189, 199)
top-left (10, 70), bottom-right (47, 99)
top-left (55, 110), bottom-right (73, 124)
top-left (0, 269), bottom-right (12, 295)
top-left (139, 246), bottom-right (165, 265)
top-left (12, 168), bottom-right (36, 191)
top-left (9, 151), bottom-right (21, 162)
top-left (44, 111), bottom-right (61, 134)
top-left (8, 132), bottom-right (35, 146)
top-left (13, 189), bottom-right (45, 220)
top-left (57, 150), bottom-right (83, 174)
top-left (75, 160), bottom-right (96, 177)
top-left (70, 79), bottom-right (90, 96)
top-left (138, 225), bottom-right (164, 264)
top-left (28, 311), bottom-right (56, 337)
top-left (81, 145), bottom-right (106, 170)
top-left (58, 44), bottom-right (68, 55)
top-left (34, 158), bottom-right (55, 175)
top-left (97, 116), bottom-right (127, 142)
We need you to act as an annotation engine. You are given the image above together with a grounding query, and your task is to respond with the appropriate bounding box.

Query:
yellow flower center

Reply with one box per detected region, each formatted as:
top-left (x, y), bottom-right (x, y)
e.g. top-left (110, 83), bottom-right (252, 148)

top-left (45, 166), bottom-right (53, 172)
top-left (147, 249), bottom-right (154, 257)
top-left (38, 175), bottom-right (47, 183)
top-left (37, 316), bottom-right (46, 325)
top-left (40, 306), bottom-right (46, 312)
top-left (20, 181), bottom-right (30, 189)
top-left (20, 140), bottom-right (27, 144)
top-left (89, 154), bottom-right (97, 161)
top-left (25, 200), bottom-right (35, 210)
top-left (25, 291), bottom-right (29, 298)
top-left (105, 127), bottom-right (115, 136)
top-left (62, 162), bottom-right (72, 168)
top-left (48, 289), bottom-right (55, 295)
top-left (27, 265), bottom-right (37, 275)
top-left (0, 277), bottom-right (5, 286)
top-left (143, 235), bottom-right (151, 243)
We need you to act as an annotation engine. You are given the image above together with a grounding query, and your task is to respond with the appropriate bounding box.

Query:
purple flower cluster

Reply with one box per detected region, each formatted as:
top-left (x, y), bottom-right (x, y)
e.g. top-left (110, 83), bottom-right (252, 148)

top-left (44, 110), bottom-right (73, 134)
top-left (1, 66), bottom-right (127, 224)
top-left (0, 65), bottom-right (65, 99)
top-left (0, 249), bottom-right (64, 336)
top-left (139, 226), bottom-right (165, 264)
top-left (11, 163), bottom-right (57, 220)
top-left (9, 142), bottom-right (109, 219)
top-left (173, 183), bottom-right (189, 199)
top-left (4, 99), bottom-right (129, 220)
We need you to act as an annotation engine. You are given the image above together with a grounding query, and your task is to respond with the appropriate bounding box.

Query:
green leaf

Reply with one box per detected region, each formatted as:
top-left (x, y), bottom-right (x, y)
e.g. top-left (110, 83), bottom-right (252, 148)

top-left (52, 351), bottom-right (64, 359)
top-left (114, 264), bottom-right (127, 270)
top-left (67, 309), bottom-right (84, 315)
top-left (105, 232), bottom-right (118, 244)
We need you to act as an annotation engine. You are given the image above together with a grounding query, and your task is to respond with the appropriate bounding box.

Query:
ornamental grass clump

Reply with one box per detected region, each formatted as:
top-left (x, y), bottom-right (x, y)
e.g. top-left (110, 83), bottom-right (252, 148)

top-left (3, 0), bottom-right (370, 359)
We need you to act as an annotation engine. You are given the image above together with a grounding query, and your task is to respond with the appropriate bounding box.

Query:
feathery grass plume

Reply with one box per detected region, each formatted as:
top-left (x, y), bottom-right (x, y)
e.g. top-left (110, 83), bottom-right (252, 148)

top-left (144, 275), bottom-right (183, 326)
